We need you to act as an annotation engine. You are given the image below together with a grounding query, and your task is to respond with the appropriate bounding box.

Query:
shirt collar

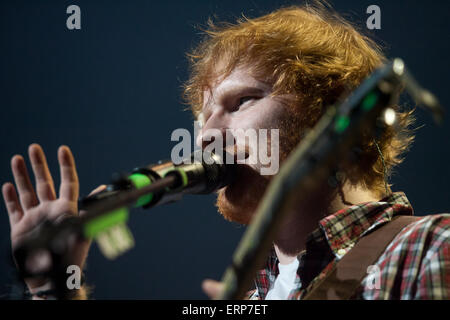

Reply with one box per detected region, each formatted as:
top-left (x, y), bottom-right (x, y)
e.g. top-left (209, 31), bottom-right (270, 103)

top-left (315, 191), bottom-right (413, 257)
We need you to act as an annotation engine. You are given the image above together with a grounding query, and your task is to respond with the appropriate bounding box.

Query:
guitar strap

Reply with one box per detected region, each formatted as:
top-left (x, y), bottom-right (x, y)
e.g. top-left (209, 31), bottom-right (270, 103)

top-left (303, 215), bottom-right (420, 300)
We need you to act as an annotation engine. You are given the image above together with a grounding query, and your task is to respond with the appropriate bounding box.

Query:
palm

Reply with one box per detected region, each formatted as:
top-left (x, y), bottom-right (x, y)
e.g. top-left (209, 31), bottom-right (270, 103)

top-left (11, 199), bottom-right (78, 244)
top-left (2, 144), bottom-right (94, 290)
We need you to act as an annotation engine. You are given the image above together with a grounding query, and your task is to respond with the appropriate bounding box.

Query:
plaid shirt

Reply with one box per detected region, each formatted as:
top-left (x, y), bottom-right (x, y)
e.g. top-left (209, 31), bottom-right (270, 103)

top-left (249, 192), bottom-right (450, 300)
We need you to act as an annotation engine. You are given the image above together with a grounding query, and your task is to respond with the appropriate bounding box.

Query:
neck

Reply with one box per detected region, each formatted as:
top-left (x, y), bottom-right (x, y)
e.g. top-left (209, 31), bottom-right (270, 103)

top-left (274, 181), bottom-right (382, 260)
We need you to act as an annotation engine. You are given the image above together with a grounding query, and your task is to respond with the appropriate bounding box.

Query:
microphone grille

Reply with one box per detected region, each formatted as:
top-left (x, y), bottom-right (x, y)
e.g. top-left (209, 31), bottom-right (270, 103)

top-left (192, 150), bottom-right (236, 194)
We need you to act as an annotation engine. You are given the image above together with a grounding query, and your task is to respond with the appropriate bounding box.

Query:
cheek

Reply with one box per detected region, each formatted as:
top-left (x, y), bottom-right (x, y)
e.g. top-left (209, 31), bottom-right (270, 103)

top-left (226, 100), bottom-right (288, 169)
top-left (229, 99), bottom-right (288, 131)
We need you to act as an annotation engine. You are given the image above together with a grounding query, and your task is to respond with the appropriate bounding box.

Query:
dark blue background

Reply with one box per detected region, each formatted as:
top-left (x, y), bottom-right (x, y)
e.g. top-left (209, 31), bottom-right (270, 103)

top-left (1, 0), bottom-right (449, 299)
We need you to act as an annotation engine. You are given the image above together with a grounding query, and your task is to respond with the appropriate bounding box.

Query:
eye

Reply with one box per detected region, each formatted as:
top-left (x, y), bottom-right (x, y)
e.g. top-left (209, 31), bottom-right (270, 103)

top-left (238, 96), bottom-right (257, 107)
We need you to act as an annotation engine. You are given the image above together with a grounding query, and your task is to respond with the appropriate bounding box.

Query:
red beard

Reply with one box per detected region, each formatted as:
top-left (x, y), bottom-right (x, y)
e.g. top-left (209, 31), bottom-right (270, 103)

top-left (215, 164), bottom-right (270, 225)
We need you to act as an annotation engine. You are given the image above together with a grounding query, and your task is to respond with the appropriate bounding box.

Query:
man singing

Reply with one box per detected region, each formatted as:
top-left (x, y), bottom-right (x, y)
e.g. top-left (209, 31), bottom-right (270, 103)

top-left (2, 4), bottom-right (449, 300)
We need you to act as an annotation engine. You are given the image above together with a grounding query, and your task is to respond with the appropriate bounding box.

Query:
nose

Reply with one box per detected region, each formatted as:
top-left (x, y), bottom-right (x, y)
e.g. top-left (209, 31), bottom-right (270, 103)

top-left (196, 110), bottom-right (230, 150)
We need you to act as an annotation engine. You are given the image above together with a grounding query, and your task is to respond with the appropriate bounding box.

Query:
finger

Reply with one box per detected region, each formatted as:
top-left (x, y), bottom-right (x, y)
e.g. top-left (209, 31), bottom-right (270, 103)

top-left (28, 144), bottom-right (56, 202)
top-left (11, 155), bottom-right (38, 210)
top-left (202, 279), bottom-right (224, 299)
top-left (2, 182), bottom-right (24, 224)
top-left (58, 146), bottom-right (79, 201)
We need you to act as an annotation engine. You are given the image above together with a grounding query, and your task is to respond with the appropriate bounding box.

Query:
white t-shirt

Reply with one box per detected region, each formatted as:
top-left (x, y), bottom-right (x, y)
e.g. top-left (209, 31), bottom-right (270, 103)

top-left (265, 258), bottom-right (300, 300)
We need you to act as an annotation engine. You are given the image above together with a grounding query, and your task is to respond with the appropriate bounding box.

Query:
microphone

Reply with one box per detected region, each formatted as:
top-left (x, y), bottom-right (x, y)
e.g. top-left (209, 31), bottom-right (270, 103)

top-left (79, 150), bottom-right (236, 210)
top-left (13, 151), bottom-right (236, 281)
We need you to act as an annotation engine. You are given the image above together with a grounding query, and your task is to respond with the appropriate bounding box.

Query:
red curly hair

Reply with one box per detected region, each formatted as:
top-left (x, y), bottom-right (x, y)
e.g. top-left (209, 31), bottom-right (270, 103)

top-left (183, 3), bottom-right (415, 198)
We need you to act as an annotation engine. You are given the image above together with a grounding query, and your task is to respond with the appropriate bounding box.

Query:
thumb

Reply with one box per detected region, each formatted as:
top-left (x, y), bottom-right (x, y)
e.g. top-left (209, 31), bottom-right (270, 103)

top-left (79, 184), bottom-right (107, 217)
top-left (202, 279), bottom-right (224, 300)
top-left (89, 184), bottom-right (107, 196)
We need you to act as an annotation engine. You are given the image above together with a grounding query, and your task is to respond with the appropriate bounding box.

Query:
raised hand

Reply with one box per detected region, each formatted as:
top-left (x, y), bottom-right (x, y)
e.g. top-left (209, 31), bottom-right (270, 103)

top-left (2, 144), bottom-right (101, 293)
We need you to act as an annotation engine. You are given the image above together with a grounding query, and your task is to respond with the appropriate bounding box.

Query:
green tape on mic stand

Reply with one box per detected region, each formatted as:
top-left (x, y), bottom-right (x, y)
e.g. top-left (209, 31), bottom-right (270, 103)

top-left (84, 207), bottom-right (135, 260)
top-left (84, 207), bottom-right (129, 238)
top-left (163, 168), bottom-right (189, 191)
top-left (128, 173), bottom-right (153, 207)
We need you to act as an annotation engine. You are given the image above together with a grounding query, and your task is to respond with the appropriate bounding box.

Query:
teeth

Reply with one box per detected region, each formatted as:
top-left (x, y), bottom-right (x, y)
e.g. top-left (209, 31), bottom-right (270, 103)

top-left (95, 223), bottom-right (135, 260)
